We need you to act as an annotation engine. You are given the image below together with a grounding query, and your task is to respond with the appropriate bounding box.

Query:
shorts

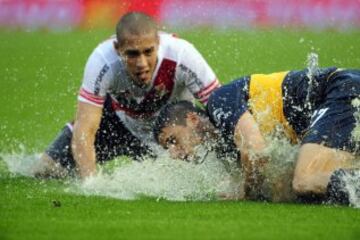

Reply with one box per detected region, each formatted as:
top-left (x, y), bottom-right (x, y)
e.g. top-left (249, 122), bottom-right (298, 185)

top-left (45, 95), bottom-right (154, 169)
top-left (302, 69), bottom-right (360, 153)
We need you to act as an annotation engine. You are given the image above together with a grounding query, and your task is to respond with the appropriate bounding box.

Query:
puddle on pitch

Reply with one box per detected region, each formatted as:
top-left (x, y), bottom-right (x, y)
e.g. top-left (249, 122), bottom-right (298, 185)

top-left (76, 151), bottom-right (242, 201)
top-left (1, 136), bottom-right (359, 207)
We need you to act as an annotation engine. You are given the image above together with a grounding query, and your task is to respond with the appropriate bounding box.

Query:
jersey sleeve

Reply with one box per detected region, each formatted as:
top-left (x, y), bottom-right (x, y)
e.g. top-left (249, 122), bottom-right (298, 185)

top-left (176, 42), bottom-right (220, 105)
top-left (78, 50), bottom-right (113, 107)
top-left (207, 77), bottom-right (250, 135)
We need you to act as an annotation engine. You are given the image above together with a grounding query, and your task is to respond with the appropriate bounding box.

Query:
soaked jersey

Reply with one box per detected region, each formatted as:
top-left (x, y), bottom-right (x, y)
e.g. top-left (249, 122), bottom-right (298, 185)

top-left (78, 32), bottom-right (220, 142)
top-left (206, 67), bottom-right (349, 142)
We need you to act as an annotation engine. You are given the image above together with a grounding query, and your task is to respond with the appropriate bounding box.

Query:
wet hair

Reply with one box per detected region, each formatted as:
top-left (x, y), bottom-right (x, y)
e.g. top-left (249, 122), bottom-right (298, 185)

top-left (116, 12), bottom-right (159, 46)
top-left (153, 101), bottom-right (207, 143)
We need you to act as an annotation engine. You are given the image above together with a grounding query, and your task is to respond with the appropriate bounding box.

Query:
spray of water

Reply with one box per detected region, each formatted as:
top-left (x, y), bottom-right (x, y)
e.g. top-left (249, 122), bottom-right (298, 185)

top-left (76, 151), bottom-right (241, 201)
top-left (305, 52), bottom-right (320, 110)
top-left (241, 52), bottom-right (317, 202)
top-left (243, 53), bottom-right (320, 203)
top-left (306, 52), bottom-right (319, 77)
top-left (351, 98), bottom-right (360, 146)
top-left (0, 148), bottom-right (43, 177)
top-left (0, 148), bottom-right (242, 201)
top-left (348, 98), bottom-right (360, 207)
top-left (341, 170), bottom-right (360, 208)
top-left (261, 135), bottom-right (299, 202)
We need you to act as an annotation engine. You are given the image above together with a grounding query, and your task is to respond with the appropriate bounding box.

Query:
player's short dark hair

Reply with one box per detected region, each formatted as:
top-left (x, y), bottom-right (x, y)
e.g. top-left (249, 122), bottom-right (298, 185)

top-left (153, 101), bottom-right (207, 143)
top-left (116, 12), bottom-right (158, 45)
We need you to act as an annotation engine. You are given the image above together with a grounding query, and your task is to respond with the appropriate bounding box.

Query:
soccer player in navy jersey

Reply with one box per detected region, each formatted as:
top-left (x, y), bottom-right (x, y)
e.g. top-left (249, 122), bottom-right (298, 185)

top-left (154, 68), bottom-right (360, 204)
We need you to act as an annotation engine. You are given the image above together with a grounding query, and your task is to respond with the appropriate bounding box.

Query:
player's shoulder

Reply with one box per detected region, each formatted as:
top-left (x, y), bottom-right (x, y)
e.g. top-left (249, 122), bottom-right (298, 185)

top-left (208, 77), bottom-right (250, 108)
top-left (159, 32), bottom-right (194, 53)
top-left (207, 77), bottom-right (250, 129)
top-left (90, 35), bottom-right (119, 64)
top-left (84, 35), bottom-right (122, 78)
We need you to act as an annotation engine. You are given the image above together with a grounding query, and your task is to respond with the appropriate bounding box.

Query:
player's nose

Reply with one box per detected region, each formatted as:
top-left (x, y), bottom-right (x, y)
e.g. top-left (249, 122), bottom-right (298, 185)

top-left (136, 54), bottom-right (148, 68)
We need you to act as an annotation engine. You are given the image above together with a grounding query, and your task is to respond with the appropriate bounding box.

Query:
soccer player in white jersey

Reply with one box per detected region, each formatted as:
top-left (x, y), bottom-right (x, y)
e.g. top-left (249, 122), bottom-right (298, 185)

top-left (36, 12), bottom-right (221, 179)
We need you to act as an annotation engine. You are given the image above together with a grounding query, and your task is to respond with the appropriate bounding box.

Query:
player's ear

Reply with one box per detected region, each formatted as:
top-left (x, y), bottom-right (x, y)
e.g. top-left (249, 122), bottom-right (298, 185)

top-left (113, 40), bottom-right (120, 51)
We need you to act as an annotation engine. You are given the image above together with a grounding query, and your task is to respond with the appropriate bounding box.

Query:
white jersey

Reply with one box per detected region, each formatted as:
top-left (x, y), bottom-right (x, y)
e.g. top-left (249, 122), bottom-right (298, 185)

top-left (78, 32), bottom-right (220, 143)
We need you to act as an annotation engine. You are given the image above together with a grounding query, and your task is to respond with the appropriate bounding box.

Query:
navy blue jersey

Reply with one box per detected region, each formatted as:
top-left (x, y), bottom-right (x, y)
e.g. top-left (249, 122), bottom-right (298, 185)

top-left (207, 68), bottom-right (360, 152)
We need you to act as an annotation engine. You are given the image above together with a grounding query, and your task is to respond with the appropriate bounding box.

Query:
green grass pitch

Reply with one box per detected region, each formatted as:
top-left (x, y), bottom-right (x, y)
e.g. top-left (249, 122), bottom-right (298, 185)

top-left (1, 29), bottom-right (360, 239)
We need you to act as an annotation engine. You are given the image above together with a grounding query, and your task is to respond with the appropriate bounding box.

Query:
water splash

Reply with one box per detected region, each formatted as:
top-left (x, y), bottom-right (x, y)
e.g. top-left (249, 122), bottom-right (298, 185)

top-left (342, 170), bottom-right (360, 208)
top-left (1, 142), bottom-right (359, 206)
top-left (262, 135), bottom-right (299, 202)
top-left (306, 52), bottom-right (319, 77)
top-left (348, 98), bottom-right (360, 208)
top-left (305, 52), bottom-right (320, 110)
top-left (0, 148), bottom-right (242, 201)
top-left (0, 149), bottom-right (43, 177)
top-left (76, 152), bottom-right (241, 201)
top-left (351, 98), bottom-right (360, 146)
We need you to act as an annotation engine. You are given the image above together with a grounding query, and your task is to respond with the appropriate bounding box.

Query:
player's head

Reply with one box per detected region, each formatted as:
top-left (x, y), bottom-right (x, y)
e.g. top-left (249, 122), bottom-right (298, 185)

top-left (154, 101), bottom-right (216, 162)
top-left (114, 12), bottom-right (159, 89)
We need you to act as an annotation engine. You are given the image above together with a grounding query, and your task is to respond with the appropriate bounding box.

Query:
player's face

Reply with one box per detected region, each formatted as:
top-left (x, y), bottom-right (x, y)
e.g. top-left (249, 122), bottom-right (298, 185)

top-left (117, 32), bottom-right (159, 89)
top-left (158, 116), bottom-right (203, 162)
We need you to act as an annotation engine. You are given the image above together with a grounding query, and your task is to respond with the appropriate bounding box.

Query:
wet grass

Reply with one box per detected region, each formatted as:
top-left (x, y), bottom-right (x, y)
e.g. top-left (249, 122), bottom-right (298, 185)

top-left (1, 29), bottom-right (360, 239)
top-left (1, 167), bottom-right (360, 240)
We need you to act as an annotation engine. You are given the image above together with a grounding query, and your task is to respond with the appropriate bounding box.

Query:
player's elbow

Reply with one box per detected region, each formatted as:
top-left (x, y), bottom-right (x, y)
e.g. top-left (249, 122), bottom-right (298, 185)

top-left (292, 175), bottom-right (308, 195)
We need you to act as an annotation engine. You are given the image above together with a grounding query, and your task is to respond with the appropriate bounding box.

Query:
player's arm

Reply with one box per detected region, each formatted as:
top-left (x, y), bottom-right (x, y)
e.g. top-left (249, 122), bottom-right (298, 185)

top-left (233, 111), bottom-right (267, 199)
top-left (72, 44), bottom-right (112, 179)
top-left (234, 111), bottom-right (266, 158)
top-left (71, 101), bottom-right (103, 179)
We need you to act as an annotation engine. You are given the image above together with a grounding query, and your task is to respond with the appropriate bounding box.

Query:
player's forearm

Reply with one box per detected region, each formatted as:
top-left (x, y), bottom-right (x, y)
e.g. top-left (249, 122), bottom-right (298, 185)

top-left (234, 129), bottom-right (267, 199)
top-left (234, 112), bottom-right (267, 156)
top-left (233, 111), bottom-right (269, 199)
top-left (71, 131), bottom-right (97, 179)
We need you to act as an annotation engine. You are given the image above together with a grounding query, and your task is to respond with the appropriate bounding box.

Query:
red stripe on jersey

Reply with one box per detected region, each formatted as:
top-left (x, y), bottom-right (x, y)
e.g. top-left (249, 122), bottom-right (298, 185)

top-left (79, 88), bottom-right (105, 105)
top-left (199, 83), bottom-right (221, 104)
top-left (110, 97), bottom-right (143, 117)
top-left (80, 88), bottom-right (104, 99)
top-left (196, 79), bottom-right (221, 98)
top-left (111, 98), bottom-right (153, 118)
top-left (200, 96), bottom-right (209, 105)
top-left (149, 58), bottom-right (176, 97)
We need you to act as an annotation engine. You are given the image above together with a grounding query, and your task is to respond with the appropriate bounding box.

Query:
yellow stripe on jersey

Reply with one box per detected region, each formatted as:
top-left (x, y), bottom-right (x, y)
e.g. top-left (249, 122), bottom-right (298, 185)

top-left (249, 71), bottom-right (297, 143)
